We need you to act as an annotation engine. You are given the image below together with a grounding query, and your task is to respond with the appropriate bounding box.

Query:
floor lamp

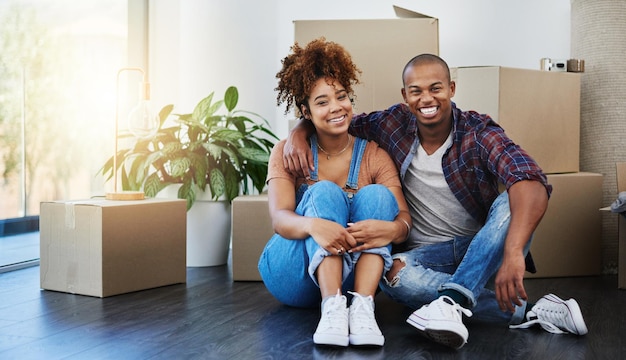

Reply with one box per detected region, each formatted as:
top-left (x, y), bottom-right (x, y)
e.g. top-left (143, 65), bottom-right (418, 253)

top-left (105, 67), bottom-right (158, 200)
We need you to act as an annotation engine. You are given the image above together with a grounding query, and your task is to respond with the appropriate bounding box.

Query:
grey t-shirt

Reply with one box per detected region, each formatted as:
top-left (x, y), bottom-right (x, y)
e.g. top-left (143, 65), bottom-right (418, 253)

top-left (403, 132), bottom-right (481, 249)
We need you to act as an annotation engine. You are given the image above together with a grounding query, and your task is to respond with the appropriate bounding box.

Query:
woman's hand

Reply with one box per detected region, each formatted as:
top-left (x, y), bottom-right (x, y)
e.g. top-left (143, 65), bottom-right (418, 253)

top-left (309, 218), bottom-right (357, 255)
top-left (345, 219), bottom-right (396, 252)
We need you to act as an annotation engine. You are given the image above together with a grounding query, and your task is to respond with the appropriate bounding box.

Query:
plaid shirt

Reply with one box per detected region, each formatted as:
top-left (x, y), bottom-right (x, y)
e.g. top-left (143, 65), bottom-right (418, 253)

top-left (350, 102), bottom-right (552, 225)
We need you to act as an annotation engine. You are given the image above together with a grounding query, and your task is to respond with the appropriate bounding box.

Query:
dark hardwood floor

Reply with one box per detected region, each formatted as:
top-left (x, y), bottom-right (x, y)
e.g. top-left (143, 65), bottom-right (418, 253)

top-left (0, 257), bottom-right (624, 359)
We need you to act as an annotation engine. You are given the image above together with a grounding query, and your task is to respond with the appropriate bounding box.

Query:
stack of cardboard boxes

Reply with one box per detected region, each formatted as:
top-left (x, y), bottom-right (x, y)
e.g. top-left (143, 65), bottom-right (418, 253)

top-left (231, 6), bottom-right (603, 281)
top-left (451, 67), bottom-right (603, 278)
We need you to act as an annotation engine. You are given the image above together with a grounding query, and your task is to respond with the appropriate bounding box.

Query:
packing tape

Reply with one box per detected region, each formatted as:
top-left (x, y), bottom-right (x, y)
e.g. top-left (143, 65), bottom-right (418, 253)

top-left (65, 202), bottom-right (76, 229)
top-left (62, 199), bottom-right (108, 229)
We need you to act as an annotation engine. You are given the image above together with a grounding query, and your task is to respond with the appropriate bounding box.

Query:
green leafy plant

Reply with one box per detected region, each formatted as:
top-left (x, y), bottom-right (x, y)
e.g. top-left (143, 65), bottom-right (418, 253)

top-left (101, 86), bottom-right (279, 210)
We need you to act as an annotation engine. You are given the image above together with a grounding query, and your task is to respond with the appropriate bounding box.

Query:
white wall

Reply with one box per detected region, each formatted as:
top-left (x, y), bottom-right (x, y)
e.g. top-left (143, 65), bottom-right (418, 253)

top-left (150, 0), bottom-right (571, 139)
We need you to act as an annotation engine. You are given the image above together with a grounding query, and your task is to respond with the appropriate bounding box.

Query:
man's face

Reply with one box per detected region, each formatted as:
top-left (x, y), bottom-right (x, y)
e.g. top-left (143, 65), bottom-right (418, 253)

top-left (401, 62), bottom-right (455, 130)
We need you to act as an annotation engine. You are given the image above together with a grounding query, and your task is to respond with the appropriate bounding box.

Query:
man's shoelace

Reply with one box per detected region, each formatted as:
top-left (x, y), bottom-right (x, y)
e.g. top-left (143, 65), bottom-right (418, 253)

top-left (509, 304), bottom-right (569, 334)
top-left (509, 316), bottom-right (567, 334)
top-left (436, 296), bottom-right (473, 320)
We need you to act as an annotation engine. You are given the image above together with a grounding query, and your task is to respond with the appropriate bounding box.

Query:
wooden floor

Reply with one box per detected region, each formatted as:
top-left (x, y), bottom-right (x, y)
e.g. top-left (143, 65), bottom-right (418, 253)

top-left (0, 260), bottom-right (624, 360)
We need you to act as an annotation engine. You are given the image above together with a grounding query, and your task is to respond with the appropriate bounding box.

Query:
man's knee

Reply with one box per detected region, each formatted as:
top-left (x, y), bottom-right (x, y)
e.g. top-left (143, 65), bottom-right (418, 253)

top-left (385, 258), bottom-right (405, 284)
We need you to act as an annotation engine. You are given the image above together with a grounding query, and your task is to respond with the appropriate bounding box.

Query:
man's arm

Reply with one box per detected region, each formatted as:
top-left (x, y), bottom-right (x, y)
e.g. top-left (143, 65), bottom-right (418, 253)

top-left (283, 104), bottom-right (409, 177)
top-left (494, 180), bottom-right (549, 312)
top-left (283, 118), bottom-right (315, 178)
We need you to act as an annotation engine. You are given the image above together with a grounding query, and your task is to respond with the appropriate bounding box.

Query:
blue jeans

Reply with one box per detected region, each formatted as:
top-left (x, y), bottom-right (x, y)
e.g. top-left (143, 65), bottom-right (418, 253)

top-left (379, 191), bottom-right (529, 325)
top-left (258, 180), bottom-right (398, 308)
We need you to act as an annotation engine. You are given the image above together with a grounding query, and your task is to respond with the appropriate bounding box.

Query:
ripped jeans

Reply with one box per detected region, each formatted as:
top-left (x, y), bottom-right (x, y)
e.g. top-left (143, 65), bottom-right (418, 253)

top-left (379, 191), bottom-right (529, 325)
top-left (258, 181), bottom-right (398, 308)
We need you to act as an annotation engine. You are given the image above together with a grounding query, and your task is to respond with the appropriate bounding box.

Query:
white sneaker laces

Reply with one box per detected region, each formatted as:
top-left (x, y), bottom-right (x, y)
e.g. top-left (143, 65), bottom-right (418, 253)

top-left (348, 291), bottom-right (378, 333)
top-left (437, 296), bottom-right (473, 320)
top-left (510, 311), bottom-right (567, 334)
top-left (407, 296), bottom-right (472, 349)
top-left (318, 292), bottom-right (348, 333)
top-left (509, 294), bottom-right (574, 334)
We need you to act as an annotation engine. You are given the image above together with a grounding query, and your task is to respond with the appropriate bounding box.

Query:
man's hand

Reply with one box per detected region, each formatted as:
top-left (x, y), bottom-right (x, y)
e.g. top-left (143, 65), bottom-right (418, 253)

top-left (494, 251), bottom-right (528, 313)
top-left (283, 118), bottom-right (315, 178)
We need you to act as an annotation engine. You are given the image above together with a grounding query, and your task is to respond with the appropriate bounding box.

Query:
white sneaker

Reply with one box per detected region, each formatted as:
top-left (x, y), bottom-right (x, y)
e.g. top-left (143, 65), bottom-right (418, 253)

top-left (313, 292), bottom-right (349, 346)
top-left (406, 296), bottom-right (473, 349)
top-left (509, 293), bottom-right (588, 335)
top-left (348, 291), bottom-right (385, 346)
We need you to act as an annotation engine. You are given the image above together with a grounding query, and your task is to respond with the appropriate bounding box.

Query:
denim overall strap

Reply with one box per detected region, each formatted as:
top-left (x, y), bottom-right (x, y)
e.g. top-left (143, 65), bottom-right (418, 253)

top-left (308, 134), bottom-right (367, 191)
top-left (345, 137), bottom-right (367, 190)
top-left (295, 135), bottom-right (321, 206)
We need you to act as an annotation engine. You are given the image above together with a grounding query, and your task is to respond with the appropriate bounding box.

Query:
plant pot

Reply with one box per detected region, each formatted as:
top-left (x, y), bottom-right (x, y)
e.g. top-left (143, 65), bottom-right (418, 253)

top-left (157, 185), bottom-right (231, 267)
top-left (187, 198), bottom-right (231, 267)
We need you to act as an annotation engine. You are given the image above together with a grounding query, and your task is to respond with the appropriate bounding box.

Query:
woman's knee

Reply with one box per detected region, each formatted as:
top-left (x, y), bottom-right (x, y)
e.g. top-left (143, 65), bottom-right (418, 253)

top-left (357, 184), bottom-right (394, 203)
top-left (352, 184), bottom-right (398, 220)
top-left (309, 180), bottom-right (343, 196)
top-left (306, 181), bottom-right (347, 205)
top-left (298, 181), bottom-right (349, 220)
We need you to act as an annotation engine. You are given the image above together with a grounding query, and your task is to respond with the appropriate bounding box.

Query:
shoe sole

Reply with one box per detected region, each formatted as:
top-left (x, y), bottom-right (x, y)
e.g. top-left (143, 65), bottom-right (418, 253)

top-left (349, 334), bottom-right (385, 346)
top-left (313, 333), bottom-right (349, 347)
top-left (407, 313), bottom-right (468, 349)
top-left (545, 294), bottom-right (588, 335)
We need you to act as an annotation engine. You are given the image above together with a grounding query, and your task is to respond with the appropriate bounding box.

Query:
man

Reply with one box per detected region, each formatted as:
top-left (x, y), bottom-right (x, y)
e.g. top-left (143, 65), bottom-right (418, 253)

top-left (283, 53), bottom-right (587, 349)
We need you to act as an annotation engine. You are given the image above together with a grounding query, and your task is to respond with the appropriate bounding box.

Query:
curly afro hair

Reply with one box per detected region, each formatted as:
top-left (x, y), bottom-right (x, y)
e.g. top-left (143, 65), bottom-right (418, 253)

top-left (275, 37), bottom-right (361, 117)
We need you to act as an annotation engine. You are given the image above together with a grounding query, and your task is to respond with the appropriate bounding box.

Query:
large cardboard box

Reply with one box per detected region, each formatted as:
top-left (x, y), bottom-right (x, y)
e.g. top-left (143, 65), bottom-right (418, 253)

top-left (231, 195), bottom-right (273, 281)
top-left (451, 66), bottom-right (581, 174)
top-left (40, 198), bottom-right (187, 297)
top-left (525, 172), bottom-right (603, 278)
top-left (295, 6), bottom-right (439, 114)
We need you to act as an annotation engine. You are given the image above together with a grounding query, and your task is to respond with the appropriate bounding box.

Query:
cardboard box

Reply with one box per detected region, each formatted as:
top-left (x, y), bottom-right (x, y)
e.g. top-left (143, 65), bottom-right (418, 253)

top-left (295, 6), bottom-right (439, 114)
top-left (40, 198), bottom-right (187, 297)
top-left (231, 194), bottom-right (273, 281)
top-left (451, 66), bottom-right (581, 174)
top-left (525, 172), bottom-right (603, 278)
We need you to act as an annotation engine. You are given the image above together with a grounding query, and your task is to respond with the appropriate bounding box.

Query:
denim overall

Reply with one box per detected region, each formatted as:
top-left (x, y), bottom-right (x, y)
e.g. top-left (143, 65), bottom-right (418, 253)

top-left (258, 135), bottom-right (399, 308)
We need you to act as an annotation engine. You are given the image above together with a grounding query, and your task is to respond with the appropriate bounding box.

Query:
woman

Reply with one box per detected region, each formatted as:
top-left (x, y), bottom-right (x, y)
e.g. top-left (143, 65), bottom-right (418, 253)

top-left (258, 38), bottom-right (411, 347)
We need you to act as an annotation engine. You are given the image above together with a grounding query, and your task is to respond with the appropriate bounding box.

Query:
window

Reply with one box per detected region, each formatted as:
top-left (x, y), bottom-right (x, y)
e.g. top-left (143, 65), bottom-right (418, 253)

top-left (0, 0), bottom-right (128, 268)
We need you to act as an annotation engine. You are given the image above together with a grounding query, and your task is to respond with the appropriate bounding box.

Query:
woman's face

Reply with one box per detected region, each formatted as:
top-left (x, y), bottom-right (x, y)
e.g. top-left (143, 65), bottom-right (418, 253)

top-left (301, 77), bottom-right (353, 137)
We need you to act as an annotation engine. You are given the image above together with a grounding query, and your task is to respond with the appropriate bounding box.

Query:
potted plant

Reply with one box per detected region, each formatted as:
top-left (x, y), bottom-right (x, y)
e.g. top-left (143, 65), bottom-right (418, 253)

top-left (101, 86), bottom-right (279, 266)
